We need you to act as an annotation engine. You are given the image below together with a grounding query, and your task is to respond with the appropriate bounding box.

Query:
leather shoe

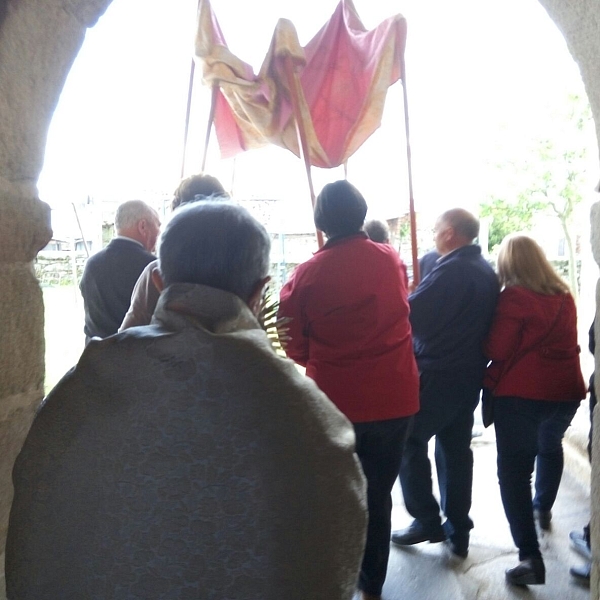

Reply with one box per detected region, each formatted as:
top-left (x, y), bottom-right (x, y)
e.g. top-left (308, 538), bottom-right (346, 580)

top-left (361, 593), bottom-right (382, 600)
top-left (391, 521), bottom-right (446, 546)
top-left (446, 534), bottom-right (469, 558)
top-left (570, 530), bottom-right (592, 560)
top-left (442, 520), bottom-right (469, 557)
top-left (570, 563), bottom-right (591, 584)
top-left (534, 509), bottom-right (551, 531)
top-left (505, 557), bottom-right (545, 585)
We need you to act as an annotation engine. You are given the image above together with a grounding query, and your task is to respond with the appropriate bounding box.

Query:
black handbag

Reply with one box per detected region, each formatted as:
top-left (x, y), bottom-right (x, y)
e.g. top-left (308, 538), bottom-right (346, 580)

top-left (481, 387), bottom-right (495, 428)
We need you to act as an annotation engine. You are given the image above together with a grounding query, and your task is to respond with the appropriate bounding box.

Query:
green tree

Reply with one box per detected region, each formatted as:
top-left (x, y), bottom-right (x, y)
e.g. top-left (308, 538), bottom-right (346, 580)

top-left (480, 194), bottom-right (544, 251)
top-left (480, 94), bottom-right (592, 300)
top-left (524, 137), bottom-right (586, 300)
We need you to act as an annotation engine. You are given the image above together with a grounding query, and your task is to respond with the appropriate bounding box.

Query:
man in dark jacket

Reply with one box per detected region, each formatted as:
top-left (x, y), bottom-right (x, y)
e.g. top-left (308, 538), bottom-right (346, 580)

top-left (79, 199), bottom-right (160, 343)
top-left (391, 208), bottom-right (499, 558)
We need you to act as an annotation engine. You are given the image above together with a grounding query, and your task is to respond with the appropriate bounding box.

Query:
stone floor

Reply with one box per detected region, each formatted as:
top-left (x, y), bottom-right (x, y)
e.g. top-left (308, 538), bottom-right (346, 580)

top-left (358, 426), bottom-right (591, 600)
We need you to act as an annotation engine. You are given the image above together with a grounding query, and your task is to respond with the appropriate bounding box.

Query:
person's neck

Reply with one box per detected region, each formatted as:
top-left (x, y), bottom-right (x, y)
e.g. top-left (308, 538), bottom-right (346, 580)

top-left (116, 229), bottom-right (145, 247)
top-left (440, 239), bottom-right (472, 256)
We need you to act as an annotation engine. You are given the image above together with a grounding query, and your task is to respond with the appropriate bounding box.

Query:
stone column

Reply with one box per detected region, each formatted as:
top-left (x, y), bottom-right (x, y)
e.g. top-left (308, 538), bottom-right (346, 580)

top-left (0, 1), bottom-right (111, 596)
top-left (537, 3), bottom-right (600, 596)
top-left (592, 203), bottom-right (600, 597)
top-left (0, 183), bottom-right (51, 598)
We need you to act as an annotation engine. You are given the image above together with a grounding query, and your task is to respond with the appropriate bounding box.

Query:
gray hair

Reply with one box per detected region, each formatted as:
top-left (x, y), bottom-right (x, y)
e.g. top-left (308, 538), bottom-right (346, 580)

top-left (114, 200), bottom-right (158, 233)
top-left (364, 219), bottom-right (390, 244)
top-left (159, 202), bottom-right (271, 303)
top-left (439, 208), bottom-right (479, 242)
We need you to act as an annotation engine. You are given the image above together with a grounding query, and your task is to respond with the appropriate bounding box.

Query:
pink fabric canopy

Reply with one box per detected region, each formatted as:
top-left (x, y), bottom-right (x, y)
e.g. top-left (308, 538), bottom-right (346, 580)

top-left (195, 0), bottom-right (407, 169)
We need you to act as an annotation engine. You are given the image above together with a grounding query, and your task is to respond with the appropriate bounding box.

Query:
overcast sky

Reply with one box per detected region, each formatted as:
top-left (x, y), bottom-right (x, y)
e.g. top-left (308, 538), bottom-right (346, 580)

top-left (38, 0), bottom-right (593, 229)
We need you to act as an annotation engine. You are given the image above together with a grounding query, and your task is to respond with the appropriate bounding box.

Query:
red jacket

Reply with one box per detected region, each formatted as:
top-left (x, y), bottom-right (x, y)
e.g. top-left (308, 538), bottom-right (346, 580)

top-left (278, 233), bottom-right (420, 423)
top-left (483, 286), bottom-right (586, 401)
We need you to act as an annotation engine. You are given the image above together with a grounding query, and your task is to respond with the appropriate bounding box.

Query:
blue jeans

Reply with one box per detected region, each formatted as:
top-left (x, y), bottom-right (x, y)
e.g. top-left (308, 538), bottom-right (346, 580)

top-left (399, 369), bottom-right (482, 536)
top-left (494, 396), bottom-right (580, 560)
top-left (354, 416), bottom-right (414, 596)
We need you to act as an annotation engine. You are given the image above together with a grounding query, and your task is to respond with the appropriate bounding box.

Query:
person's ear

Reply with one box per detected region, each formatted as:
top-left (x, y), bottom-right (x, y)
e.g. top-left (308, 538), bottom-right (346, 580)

top-left (151, 266), bottom-right (164, 292)
top-left (248, 276), bottom-right (271, 316)
top-left (441, 225), bottom-right (455, 245)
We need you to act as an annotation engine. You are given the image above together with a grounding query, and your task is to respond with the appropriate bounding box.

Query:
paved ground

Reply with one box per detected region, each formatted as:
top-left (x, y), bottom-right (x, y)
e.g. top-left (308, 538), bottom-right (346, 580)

top-left (356, 426), bottom-right (591, 600)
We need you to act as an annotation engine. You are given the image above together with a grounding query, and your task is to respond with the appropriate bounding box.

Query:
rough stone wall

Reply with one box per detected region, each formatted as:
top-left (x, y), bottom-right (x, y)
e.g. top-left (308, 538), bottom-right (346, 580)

top-left (1, 0), bottom-right (600, 598)
top-left (537, 0), bottom-right (600, 172)
top-left (0, 0), bottom-right (111, 597)
top-left (536, 3), bottom-right (600, 597)
top-left (592, 203), bottom-right (600, 597)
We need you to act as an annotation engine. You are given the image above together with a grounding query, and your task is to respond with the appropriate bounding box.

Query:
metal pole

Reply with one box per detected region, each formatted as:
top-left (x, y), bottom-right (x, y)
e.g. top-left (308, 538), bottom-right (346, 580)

top-left (71, 202), bottom-right (90, 258)
top-left (282, 54), bottom-right (324, 249)
top-left (401, 56), bottom-right (419, 285)
top-left (201, 82), bottom-right (219, 173)
top-left (181, 59), bottom-right (196, 179)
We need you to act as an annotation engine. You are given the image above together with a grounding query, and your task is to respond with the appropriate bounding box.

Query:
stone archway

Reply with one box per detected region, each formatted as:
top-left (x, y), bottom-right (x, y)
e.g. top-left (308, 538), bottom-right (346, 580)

top-left (1, 0), bottom-right (600, 597)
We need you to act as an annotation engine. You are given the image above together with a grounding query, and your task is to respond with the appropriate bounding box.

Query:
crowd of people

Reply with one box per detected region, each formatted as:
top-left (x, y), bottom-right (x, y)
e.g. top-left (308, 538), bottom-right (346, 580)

top-left (5, 173), bottom-right (592, 599)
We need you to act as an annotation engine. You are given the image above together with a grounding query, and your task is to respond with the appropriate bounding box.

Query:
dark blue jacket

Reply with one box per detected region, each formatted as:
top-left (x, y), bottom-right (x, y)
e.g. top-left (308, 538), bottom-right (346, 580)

top-left (80, 238), bottom-right (155, 340)
top-left (409, 245), bottom-right (499, 372)
top-left (418, 250), bottom-right (441, 280)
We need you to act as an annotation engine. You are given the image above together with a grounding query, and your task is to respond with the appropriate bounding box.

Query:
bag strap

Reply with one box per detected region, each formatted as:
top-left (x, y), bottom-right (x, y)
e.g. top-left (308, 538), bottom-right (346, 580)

top-left (489, 292), bottom-right (568, 392)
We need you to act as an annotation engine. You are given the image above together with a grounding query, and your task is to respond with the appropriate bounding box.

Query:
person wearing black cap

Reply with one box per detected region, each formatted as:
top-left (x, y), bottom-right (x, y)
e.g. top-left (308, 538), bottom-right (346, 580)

top-left (279, 180), bottom-right (420, 600)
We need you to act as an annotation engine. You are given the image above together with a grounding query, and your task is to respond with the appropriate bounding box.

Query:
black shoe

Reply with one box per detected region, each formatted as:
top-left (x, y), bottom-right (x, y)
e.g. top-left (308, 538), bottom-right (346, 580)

top-left (391, 521), bottom-right (446, 546)
top-left (570, 530), bottom-right (592, 560)
top-left (505, 557), bottom-right (546, 585)
top-left (570, 563), bottom-right (591, 584)
top-left (534, 509), bottom-right (552, 531)
top-left (441, 520), bottom-right (469, 557)
top-left (446, 534), bottom-right (469, 558)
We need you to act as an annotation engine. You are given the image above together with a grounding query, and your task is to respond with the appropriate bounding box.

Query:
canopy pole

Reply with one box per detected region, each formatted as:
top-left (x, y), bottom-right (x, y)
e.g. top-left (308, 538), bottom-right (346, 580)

top-left (180, 59), bottom-right (196, 179)
top-left (401, 56), bottom-right (419, 286)
top-left (71, 202), bottom-right (90, 258)
top-left (282, 55), bottom-right (324, 249)
top-left (201, 82), bottom-right (219, 173)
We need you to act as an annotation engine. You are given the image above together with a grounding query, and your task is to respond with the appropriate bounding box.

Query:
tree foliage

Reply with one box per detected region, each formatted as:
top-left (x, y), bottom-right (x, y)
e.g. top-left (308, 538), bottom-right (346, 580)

top-left (480, 194), bottom-right (544, 250)
top-left (479, 94), bottom-right (593, 299)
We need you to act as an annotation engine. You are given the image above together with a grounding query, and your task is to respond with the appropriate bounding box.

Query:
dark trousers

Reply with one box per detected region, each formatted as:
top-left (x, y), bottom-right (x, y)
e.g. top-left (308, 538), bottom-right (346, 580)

top-left (532, 401), bottom-right (580, 512)
top-left (354, 416), bottom-right (413, 596)
top-left (494, 396), bottom-right (581, 560)
top-left (399, 369), bottom-right (481, 536)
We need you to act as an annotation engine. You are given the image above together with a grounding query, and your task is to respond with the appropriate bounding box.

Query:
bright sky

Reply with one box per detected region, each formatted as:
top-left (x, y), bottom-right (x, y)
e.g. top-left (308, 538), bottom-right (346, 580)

top-left (38, 0), bottom-right (592, 230)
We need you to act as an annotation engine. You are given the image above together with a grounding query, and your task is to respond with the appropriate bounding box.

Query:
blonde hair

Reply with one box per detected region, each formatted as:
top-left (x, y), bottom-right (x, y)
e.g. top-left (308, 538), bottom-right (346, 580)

top-left (497, 234), bottom-right (570, 295)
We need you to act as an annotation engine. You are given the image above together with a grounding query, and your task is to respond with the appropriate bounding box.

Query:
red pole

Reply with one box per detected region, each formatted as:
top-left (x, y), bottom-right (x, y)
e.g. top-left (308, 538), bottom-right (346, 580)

top-left (201, 82), bottom-right (219, 173)
top-left (401, 56), bottom-right (419, 286)
top-left (282, 54), bottom-right (324, 248)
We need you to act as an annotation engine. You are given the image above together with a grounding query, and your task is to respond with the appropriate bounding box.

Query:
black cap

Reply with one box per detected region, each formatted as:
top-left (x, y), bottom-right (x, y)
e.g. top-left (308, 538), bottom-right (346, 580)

top-left (314, 180), bottom-right (368, 238)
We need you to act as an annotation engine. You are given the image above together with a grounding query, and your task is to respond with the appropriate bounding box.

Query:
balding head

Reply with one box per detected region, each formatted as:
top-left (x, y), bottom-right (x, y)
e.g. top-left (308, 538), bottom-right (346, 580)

top-left (434, 208), bottom-right (479, 255)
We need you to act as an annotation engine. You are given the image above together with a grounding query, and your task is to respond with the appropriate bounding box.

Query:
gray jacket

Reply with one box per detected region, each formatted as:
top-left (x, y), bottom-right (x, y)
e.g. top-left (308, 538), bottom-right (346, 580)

top-left (7, 283), bottom-right (367, 600)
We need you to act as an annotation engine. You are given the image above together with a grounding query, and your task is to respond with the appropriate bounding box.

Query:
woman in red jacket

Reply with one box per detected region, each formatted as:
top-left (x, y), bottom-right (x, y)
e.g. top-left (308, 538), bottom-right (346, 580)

top-left (278, 180), bottom-right (419, 600)
top-left (483, 234), bottom-right (586, 586)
